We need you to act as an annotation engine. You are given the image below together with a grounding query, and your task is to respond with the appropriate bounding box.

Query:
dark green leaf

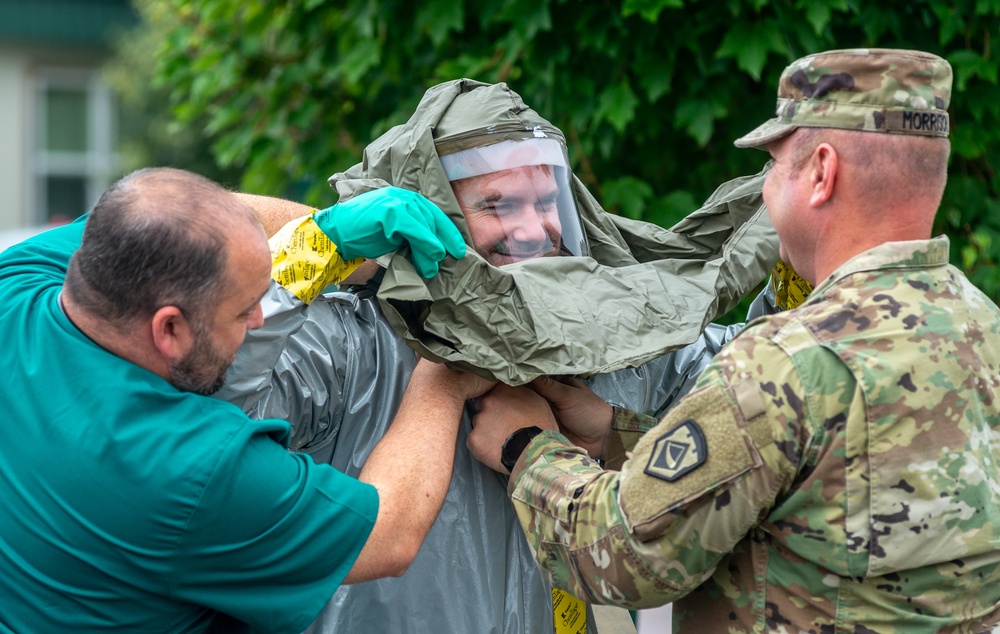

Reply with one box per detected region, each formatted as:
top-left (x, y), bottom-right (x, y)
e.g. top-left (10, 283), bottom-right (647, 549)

top-left (622, 0), bottom-right (685, 22)
top-left (596, 80), bottom-right (639, 133)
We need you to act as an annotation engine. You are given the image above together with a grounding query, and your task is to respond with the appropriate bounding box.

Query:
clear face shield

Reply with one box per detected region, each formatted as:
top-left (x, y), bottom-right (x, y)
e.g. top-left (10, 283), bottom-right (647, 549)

top-left (440, 139), bottom-right (589, 267)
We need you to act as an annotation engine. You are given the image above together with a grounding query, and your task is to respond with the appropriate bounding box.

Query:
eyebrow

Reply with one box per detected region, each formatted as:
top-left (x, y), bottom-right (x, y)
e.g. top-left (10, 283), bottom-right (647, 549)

top-left (241, 288), bottom-right (268, 315)
top-left (475, 186), bottom-right (558, 206)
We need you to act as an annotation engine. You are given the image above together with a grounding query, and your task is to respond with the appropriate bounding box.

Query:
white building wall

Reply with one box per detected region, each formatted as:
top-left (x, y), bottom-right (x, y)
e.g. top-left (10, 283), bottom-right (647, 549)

top-left (0, 48), bottom-right (28, 231)
top-left (0, 44), bottom-right (113, 233)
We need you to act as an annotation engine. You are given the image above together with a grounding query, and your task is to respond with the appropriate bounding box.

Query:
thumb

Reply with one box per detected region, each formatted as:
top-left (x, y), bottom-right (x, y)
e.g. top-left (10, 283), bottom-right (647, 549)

top-left (529, 376), bottom-right (569, 401)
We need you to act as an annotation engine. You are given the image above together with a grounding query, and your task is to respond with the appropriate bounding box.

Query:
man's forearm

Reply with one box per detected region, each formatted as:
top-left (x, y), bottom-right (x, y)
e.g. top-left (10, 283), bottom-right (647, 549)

top-left (234, 193), bottom-right (315, 238)
top-left (508, 435), bottom-right (702, 610)
top-left (344, 365), bottom-right (468, 583)
top-left (506, 435), bottom-right (635, 603)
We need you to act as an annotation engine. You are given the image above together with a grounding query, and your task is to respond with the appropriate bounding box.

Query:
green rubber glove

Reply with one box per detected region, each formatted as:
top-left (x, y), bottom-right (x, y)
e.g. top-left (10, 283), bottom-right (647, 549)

top-left (315, 187), bottom-right (467, 278)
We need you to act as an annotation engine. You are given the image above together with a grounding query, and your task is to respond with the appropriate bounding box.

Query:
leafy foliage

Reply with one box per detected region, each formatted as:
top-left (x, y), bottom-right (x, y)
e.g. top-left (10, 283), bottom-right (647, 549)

top-left (125, 0), bottom-right (1000, 303)
top-left (106, 1), bottom-right (243, 188)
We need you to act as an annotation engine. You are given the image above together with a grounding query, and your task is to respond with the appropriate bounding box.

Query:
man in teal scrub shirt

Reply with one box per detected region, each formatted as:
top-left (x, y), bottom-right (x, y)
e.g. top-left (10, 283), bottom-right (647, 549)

top-left (0, 167), bottom-right (489, 632)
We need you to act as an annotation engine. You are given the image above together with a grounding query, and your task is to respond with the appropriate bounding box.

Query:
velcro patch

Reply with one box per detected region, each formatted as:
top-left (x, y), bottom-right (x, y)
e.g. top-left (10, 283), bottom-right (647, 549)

top-left (644, 419), bottom-right (707, 482)
top-left (619, 382), bottom-right (765, 542)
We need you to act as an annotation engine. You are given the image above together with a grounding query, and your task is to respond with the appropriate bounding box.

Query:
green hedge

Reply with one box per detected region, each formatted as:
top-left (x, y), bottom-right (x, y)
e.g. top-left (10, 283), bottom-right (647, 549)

top-left (136, 0), bottom-right (1000, 301)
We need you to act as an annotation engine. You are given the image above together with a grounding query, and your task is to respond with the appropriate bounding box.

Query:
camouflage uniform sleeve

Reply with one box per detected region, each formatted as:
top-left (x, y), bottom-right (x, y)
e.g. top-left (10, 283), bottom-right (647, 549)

top-left (603, 407), bottom-right (659, 471)
top-left (507, 332), bottom-right (819, 609)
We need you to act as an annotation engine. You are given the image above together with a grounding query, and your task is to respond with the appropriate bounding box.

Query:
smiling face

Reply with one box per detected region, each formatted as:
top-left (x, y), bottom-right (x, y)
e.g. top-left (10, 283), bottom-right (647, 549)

top-left (450, 165), bottom-right (564, 267)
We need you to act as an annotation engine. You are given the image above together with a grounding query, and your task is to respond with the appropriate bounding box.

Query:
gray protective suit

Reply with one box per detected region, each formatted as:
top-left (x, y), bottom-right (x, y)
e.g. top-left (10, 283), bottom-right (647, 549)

top-left (216, 80), bottom-right (778, 633)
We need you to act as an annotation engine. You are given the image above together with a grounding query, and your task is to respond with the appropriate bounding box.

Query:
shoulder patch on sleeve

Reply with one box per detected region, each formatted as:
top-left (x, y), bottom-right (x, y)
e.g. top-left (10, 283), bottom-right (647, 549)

top-left (644, 419), bottom-right (707, 482)
top-left (619, 382), bottom-right (765, 542)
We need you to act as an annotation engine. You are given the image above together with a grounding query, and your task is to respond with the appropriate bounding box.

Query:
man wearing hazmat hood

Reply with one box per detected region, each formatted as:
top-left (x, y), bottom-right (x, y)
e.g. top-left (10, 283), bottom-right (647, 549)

top-left (217, 79), bottom-right (784, 632)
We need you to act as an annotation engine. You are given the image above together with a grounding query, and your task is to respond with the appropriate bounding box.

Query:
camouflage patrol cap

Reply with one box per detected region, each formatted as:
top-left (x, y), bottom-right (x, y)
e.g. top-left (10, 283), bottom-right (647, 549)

top-left (734, 48), bottom-right (952, 149)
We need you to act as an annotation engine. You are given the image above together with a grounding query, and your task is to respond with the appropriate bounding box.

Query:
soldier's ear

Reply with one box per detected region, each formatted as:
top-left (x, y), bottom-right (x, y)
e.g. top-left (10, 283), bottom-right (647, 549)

top-left (807, 143), bottom-right (837, 208)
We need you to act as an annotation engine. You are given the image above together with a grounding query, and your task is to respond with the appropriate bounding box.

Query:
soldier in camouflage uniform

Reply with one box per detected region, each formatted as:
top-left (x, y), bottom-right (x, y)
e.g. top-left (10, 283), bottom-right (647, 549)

top-left (461, 48), bottom-right (1000, 632)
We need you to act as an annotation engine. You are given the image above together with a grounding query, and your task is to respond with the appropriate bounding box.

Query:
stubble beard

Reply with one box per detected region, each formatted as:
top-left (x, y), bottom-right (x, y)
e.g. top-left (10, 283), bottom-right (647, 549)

top-left (169, 326), bottom-right (232, 396)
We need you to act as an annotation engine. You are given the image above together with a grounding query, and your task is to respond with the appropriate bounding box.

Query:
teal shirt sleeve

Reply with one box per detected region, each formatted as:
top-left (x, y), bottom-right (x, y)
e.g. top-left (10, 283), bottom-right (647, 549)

top-left (171, 414), bottom-right (378, 631)
top-left (0, 220), bottom-right (85, 295)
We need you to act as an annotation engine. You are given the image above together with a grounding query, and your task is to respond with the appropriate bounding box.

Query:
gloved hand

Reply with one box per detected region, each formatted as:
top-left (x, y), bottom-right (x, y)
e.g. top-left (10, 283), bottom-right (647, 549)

top-left (315, 187), bottom-right (466, 278)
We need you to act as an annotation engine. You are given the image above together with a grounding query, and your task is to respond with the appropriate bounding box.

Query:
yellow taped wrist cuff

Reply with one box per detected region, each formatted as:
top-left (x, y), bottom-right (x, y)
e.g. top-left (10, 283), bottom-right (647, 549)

top-left (269, 213), bottom-right (364, 304)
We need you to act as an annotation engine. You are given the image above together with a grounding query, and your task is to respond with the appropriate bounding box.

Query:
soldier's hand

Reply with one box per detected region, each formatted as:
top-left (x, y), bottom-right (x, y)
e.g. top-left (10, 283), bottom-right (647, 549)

top-left (529, 376), bottom-right (613, 460)
top-left (469, 384), bottom-right (557, 473)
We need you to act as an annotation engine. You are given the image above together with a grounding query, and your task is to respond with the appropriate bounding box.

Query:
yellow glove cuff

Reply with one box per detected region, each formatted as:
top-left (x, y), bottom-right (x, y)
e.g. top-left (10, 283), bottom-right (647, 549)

top-left (269, 213), bottom-right (364, 304)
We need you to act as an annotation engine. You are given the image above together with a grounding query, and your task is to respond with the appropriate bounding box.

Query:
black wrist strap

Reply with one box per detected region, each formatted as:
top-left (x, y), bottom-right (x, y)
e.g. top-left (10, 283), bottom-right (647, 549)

top-left (500, 426), bottom-right (544, 473)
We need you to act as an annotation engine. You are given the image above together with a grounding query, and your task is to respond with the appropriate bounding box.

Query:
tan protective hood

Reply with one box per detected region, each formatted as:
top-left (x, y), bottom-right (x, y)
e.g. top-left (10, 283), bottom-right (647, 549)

top-left (330, 79), bottom-right (777, 384)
